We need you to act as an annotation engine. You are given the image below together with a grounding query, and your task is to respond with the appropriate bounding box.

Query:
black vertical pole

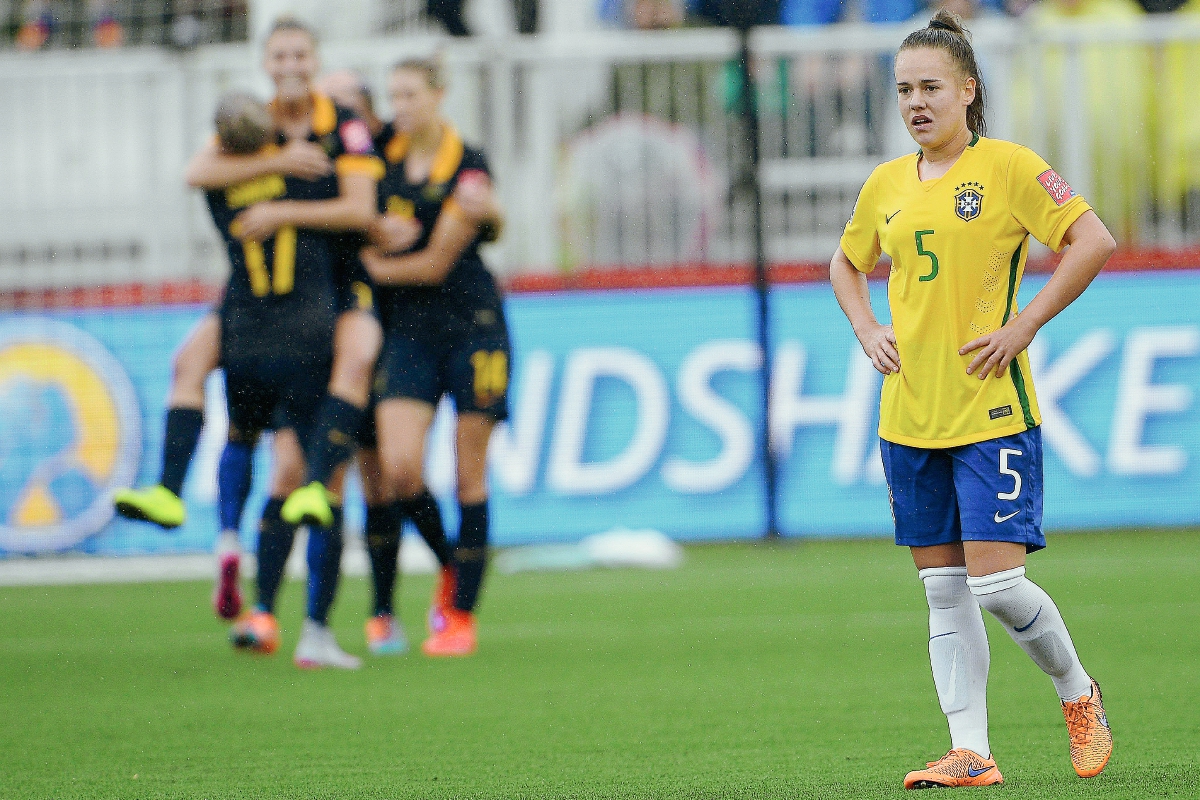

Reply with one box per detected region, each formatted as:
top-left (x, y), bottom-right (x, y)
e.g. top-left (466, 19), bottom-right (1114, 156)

top-left (736, 24), bottom-right (779, 540)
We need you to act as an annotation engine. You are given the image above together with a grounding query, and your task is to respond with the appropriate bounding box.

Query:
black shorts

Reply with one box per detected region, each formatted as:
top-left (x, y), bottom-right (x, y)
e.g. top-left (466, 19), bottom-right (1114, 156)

top-left (224, 356), bottom-right (330, 444)
top-left (334, 246), bottom-right (378, 317)
top-left (374, 317), bottom-right (511, 422)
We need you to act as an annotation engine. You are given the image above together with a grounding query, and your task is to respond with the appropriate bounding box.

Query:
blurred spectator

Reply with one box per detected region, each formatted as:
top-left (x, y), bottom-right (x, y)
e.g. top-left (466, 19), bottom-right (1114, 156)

top-left (600, 0), bottom-right (685, 28)
top-left (781, 0), bottom-right (918, 24)
top-left (1014, 0), bottom-right (1148, 239)
top-left (689, 0), bottom-right (781, 25)
top-left (427, 0), bottom-right (468, 35)
top-left (1158, 0), bottom-right (1200, 229)
top-left (319, 69), bottom-right (385, 137)
top-left (17, 0), bottom-right (121, 49)
top-left (914, 0), bottom-right (1007, 20)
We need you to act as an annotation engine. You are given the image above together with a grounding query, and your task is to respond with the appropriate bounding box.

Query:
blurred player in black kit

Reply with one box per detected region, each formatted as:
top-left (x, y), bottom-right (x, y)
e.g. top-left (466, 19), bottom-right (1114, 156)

top-left (358, 58), bottom-right (508, 657)
top-left (166, 17), bottom-right (382, 668)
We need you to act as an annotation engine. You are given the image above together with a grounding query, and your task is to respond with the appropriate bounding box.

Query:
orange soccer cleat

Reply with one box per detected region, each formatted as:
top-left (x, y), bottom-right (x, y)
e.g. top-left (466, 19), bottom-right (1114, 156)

top-left (904, 749), bottom-right (1003, 790)
top-left (427, 565), bottom-right (457, 634)
top-left (1063, 679), bottom-right (1112, 778)
top-left (229, 610), bottom-right (280, 654)
top-left (421, 608), bottom-right (476, 657)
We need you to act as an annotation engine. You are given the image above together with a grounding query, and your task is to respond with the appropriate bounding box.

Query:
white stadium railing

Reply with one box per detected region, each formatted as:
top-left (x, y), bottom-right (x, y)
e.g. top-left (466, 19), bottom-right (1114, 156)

top-left (4, 19), bottom-right (1200, 293)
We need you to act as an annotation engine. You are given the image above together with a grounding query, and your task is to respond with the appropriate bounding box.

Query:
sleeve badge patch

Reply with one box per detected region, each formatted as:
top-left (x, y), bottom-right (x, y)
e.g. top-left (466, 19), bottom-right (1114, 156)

top-left (1037, 169), bottom-right (1077, 206)
top-left (339, 119), bottom-right (374, 155)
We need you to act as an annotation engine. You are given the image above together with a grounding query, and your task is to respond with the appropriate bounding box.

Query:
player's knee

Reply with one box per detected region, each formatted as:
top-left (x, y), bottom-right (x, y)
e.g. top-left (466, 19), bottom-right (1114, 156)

top-left (456, 473), bottom-right (487, 505)
top-left (269, 450), bottom-right (306, 497)
top-left (382, 460), bottom-right (424, 501)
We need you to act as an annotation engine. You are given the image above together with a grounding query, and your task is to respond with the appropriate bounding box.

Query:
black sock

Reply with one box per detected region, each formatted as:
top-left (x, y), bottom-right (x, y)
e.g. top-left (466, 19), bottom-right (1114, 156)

top-left (366, 503), bottom-right (401, 616)
top-left (305, 396), bottom-right (364, 486)
top-left (399, 491), bottom-right (452, 567)
top-left (454, 501), bottom-right (489, 613)
top-left (255, 498), bottom-right (296, 613)
top-left (306, 506), bottom-right (344, 625)
top-left (159, 407), bottom-right (204, 496)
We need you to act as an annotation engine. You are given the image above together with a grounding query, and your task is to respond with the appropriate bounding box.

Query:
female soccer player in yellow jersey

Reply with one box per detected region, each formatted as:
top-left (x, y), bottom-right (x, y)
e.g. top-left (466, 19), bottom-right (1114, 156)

top-left (830, 11), bottom-right (1116, 790)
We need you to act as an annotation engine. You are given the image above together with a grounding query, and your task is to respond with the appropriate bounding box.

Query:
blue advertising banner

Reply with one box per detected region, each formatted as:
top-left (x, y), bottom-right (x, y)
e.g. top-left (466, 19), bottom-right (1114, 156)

top-left (1, 270), bottom-right (1197, 556)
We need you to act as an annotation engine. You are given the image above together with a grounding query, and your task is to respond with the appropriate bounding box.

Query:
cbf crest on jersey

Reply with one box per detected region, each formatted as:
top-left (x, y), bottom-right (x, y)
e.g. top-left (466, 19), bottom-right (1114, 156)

top-left (954, 182), bottom-right (984, 222)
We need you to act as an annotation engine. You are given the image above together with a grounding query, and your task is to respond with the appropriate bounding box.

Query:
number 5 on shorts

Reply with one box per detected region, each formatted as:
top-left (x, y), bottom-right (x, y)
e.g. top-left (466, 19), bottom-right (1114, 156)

top-left (998, 448), bottom-right (1022, 501)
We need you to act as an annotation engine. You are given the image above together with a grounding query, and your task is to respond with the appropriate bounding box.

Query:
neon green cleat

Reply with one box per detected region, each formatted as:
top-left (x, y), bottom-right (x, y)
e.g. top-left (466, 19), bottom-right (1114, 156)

top-left (113, 485), bottom-right (185, 529)
top-left (281, 481), bottom-right (335, 527)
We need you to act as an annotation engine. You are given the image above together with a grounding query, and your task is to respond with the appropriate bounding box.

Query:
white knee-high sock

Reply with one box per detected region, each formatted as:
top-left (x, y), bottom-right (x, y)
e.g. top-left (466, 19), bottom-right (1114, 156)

top-left (920, 567), bottom-right (991, 757)
top-left (967, 566), bottom-right (1092, 702)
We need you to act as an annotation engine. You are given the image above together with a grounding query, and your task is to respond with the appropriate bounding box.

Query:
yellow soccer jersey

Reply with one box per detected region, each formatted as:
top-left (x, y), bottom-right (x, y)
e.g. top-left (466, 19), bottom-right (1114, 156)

top-left (840, 135), bottom-right (1091, 448)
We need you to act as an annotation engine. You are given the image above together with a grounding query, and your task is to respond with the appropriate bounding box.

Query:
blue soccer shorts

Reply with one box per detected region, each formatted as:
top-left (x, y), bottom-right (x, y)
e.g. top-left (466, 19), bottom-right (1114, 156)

top-left (880, 427), bottom-right (1045, 553)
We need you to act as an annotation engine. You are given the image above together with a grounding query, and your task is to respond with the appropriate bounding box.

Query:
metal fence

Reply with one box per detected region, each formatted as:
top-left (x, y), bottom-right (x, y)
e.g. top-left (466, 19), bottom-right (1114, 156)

top-left (4, 19), bottom-right (1200, 293)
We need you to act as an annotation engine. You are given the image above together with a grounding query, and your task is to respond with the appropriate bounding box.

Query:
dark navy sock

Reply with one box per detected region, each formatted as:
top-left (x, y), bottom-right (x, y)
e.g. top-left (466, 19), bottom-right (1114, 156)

top-left (399, 491), bottom-right (452, 567)
top-left (217, 439), bottom-right (254, 532)
top-left (159, 407), bottom-right (204, 496)
top-left (306, 506), bottom-right (344, 625)
top-left (305, 396), bottom-right (364, 486)
top-left (255, 498), bottom-right (296, 614)
top-left (453, 501), bottom-right (489, 613)
top-left (365, 503), bottom-right (401, 617)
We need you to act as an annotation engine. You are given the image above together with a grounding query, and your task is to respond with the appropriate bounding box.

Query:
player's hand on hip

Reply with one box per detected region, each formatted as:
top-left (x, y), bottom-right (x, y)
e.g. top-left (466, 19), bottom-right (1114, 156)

top-left (960, 316), bottom-right (1036, 380)
top-left (275, 140), bottom-right (333, 181)
top-left (856, 322), bottom-right (900, 375)
top-left (370, 215), bottom-right (422, 253)
top-left (232, 203), bottom-right (283, 242)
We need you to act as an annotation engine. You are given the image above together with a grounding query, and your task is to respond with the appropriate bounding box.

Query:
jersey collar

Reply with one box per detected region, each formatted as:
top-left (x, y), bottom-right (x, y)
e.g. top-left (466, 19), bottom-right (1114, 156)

top-left (268, 92), bottom-right (338, 139)
top-left (384, 123), bottom-right (465, 184)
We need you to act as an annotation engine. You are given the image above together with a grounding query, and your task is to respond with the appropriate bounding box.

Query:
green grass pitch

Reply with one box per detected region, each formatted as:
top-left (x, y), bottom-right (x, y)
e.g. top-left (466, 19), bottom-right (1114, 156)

top-left (2, 529), bottom-right (1197, 799)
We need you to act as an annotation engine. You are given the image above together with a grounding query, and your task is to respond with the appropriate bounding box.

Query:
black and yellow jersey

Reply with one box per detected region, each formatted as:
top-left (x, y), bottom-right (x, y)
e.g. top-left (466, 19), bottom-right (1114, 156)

top-left (373, 122), bottom-right (502, 333)
top-left (275, 93), bottom-right (385, 313)
top-left (206, 164), bottom-right (338, 367)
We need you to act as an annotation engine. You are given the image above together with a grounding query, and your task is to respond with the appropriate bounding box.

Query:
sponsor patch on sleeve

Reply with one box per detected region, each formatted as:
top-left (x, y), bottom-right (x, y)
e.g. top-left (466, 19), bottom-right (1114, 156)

top-left (1036, 169), bottom-right (1077, 206)
top-left (338, 119), bottom-right (374, 155)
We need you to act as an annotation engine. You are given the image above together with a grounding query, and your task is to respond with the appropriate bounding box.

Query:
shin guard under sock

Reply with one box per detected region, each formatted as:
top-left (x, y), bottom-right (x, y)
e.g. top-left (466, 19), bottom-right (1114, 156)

top-left (399, 491), bottom-right (452, 567)
top-left (920, 567), bottom-right (991, 756)
top-left (453, 501), bottom-right (489, 613)
top-left (255, 498), bottom-right (296, 613)
top-left (306, 506), bottom-right (344, 625)
top-left (366, 503), bottom-right (401, 616)
top-left (159, 407), bottom-right (204, 496)
top-left (305, 396), bottom-right (364, 486)
top-left (968, 566), bottom-right (1093, 702)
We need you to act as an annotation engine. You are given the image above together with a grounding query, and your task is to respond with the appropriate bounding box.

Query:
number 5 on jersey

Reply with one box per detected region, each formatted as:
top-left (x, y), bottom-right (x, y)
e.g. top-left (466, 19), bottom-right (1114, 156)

top-left (915, 230), bottom-right (939, 282)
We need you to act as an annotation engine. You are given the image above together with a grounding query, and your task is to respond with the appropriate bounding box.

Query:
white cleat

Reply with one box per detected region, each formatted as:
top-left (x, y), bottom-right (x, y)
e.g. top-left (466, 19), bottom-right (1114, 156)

top-left (293, 619), bottom-right (362, 670)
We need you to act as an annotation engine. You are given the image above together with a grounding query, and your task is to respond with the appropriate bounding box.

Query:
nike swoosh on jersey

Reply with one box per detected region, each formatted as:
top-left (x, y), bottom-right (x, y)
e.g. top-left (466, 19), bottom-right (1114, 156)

top-left (994, 510), bottom-right (1019, 523)
top-left (967, 765), bottom-right (994, 778)
top-left (886, 210), bottom-right (901, 224)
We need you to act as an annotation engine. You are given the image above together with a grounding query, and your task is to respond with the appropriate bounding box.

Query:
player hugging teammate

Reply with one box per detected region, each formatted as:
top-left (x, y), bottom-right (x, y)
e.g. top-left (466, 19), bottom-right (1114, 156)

top-left (831, 10), bottom-right (1115, 790)
top-left (114, 20), bottom-right (504, 666)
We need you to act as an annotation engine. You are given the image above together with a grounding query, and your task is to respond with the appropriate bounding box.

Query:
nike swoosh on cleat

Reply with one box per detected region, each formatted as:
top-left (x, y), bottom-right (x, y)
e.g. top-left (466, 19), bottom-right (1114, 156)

top-left (967, 765), bottom-right (993, 778)
top-left (994, 510), bottom-right (1019, 523)
top-left (1014, 606), bottom-right (1042, 632)
top-left (886, 210), bottom-right (901, 224)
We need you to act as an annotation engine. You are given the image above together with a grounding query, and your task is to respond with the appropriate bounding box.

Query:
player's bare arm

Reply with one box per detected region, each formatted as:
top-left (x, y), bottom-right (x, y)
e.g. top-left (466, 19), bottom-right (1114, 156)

top-left (360, 205), bottom-right (481, 285)
top-left (960, 210), bottom-right (1115, 379)
top-left (232, 171), bottom-right (377, 240)
top-left (184, 138), bottom-right (331, 189)
top-left (368, 214), bottom-right (423, 253)
top-left (830, 246), bottom-right (900, 375)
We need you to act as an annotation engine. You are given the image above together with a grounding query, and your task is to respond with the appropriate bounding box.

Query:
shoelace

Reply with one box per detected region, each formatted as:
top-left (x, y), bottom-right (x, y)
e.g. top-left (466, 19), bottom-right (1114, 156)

top-left (1063, 699), bottom-right (1094, 748)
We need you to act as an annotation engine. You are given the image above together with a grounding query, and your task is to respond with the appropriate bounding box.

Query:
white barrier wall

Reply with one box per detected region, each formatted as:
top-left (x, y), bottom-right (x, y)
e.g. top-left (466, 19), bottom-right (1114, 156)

top-left (5, 20), bottom-right (1200, 293)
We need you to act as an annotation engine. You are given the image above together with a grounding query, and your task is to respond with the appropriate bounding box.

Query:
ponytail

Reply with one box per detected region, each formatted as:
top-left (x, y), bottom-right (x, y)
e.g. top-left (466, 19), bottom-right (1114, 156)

top-left (899, 10), bottom-right (987, 136)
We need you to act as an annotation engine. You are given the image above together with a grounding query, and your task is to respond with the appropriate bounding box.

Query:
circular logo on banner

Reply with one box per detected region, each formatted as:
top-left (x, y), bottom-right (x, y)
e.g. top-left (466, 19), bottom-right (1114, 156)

top-left (0, 319), bottom-right (141, 552)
